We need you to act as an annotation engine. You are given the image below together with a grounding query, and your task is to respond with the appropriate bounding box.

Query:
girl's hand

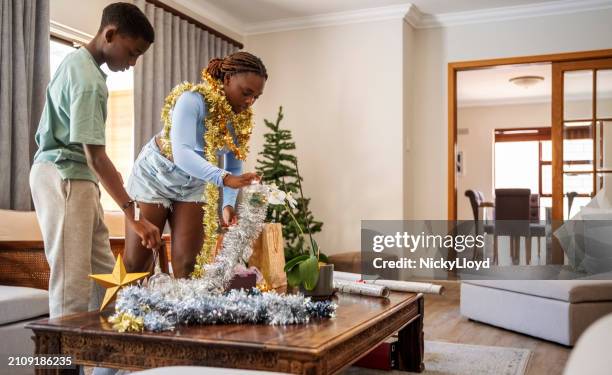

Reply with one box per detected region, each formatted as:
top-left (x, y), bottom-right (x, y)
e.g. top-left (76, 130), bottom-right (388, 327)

top-left (223, 172), bottom-right (260, 189)
top-left (222, 205), bottom-right (238, 227)
top-left (131, 218), bottom-right (162, 250)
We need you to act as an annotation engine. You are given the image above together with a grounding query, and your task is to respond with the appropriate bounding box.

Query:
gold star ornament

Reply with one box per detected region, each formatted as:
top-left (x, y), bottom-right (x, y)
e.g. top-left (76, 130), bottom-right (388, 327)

top-left (89, 254), bottom-right (149, 311)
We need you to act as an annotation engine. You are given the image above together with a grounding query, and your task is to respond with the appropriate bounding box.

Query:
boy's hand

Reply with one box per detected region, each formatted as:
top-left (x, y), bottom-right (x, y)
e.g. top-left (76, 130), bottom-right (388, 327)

top-left (222, 206), bottom-right (238, 227)
top-left (130, 218), bottom-right (162, 250)
top-left (223, 172), bottom-right (260, 189)
top-left (83, 144), bottom-right (161, 250)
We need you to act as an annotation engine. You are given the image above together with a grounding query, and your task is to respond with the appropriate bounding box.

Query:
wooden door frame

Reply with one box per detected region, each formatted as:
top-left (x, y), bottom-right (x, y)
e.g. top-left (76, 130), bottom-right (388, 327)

top-left (552, 58), bottom-right (612, 220)
top-left (448, 49), bottom-right (612, 220)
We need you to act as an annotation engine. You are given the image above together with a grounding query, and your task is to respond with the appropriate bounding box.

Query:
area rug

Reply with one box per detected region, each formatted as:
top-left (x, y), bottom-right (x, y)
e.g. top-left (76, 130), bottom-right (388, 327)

top-left (84, 340), bottom-right (531, 375)
top-left (343, 340), bottom-right (531, 375)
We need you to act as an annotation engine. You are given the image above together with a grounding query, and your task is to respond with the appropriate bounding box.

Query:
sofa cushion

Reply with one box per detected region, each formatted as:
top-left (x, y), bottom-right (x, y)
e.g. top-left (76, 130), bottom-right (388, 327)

top-left (0, 209), bottom-right (125, 241)
top-left (463, 280), bottom-right (612, 303)
top-left (0, 209), bottom-right (42, 241)
top-left (564, 313), bottom-right (612, 374)
top-left (0, 285), bottom-right (48, 325)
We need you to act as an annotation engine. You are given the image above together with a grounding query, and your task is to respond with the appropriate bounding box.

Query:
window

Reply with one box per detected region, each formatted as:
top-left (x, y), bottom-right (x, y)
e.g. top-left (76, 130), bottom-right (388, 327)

top-left (50, 37), bottom-right (134, 211)
top-left (100, 64), bottom-right (134, 211)
top-left (494, 127), bottom-right (595, 219)
top-left (494, 141), bottom-right (540, 192)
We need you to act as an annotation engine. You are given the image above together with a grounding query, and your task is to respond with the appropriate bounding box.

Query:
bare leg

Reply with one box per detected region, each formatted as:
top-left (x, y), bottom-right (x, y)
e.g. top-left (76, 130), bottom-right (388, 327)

top-left (124, 202), bottom-right (169, 273)
top-left (169, 201), bottom-right (205, 278)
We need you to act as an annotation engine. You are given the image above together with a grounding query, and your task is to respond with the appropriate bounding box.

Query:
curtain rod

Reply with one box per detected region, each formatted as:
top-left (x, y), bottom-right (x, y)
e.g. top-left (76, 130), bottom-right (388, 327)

top-left (145, 0), bottom-right (243, 49)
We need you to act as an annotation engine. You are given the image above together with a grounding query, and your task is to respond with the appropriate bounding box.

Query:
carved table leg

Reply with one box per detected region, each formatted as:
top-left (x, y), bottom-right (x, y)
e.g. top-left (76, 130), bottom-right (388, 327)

top-left (32, 331), bottom-right (79, 375)
top-left (397, 296), bottom-right (424, 372)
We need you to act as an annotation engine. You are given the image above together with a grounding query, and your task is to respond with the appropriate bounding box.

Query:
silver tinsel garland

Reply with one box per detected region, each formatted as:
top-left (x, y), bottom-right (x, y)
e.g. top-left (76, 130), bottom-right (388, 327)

top-left (113, 183), bottom-right (336, 331)
top-left (116, 286), bottom-right (335, 331)
top-left (198, 183), bottom-right (269, 293)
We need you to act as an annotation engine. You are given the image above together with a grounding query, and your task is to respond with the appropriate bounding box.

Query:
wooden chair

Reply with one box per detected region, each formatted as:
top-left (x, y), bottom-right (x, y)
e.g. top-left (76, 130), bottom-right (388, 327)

top-left (494, 188), bottom-right (531, 265)
top-left (464, 190), bottom-right (494, 222)
top-left (464, 190), bottom-right (495, 260)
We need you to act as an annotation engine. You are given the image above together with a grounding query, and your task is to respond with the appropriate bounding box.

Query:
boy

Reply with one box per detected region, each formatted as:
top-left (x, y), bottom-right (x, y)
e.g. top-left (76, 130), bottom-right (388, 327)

top-left (30, 2), bottom-right (161, 318)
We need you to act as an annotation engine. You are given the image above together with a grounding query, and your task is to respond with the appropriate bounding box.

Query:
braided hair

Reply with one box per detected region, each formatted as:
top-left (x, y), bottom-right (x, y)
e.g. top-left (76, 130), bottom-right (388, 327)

top-left (205, 52), bottom-right (268, 82)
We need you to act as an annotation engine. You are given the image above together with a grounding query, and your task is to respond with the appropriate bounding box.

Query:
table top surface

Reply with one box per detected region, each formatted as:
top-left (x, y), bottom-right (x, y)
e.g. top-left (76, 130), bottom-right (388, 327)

top-left (27, 291), bottom-right (421, 354)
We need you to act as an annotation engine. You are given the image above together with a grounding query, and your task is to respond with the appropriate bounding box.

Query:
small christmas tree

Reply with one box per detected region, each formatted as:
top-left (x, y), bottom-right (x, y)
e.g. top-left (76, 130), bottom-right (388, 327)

top-left (256, 107), bottom-right (323, 261)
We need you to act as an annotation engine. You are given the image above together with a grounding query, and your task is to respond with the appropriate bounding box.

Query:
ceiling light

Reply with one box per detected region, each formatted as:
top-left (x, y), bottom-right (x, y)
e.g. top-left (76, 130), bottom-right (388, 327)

top-left (509, 75), bottom-right (544, 88)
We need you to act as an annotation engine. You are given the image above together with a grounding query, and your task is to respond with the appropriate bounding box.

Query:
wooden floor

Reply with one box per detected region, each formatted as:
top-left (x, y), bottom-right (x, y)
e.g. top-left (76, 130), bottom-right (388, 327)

top-left (422, 282), bottom-right (571, 375)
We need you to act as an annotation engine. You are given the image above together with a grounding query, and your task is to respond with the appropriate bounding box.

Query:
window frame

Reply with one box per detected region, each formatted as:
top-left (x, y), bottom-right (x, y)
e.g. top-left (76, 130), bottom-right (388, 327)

top-left (494, 126), bottom-right (594, 199)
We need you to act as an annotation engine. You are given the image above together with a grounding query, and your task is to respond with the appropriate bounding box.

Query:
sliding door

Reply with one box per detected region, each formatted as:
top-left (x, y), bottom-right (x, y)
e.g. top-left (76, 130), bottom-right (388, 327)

top-left (552, 58), bottom-right (612, 220)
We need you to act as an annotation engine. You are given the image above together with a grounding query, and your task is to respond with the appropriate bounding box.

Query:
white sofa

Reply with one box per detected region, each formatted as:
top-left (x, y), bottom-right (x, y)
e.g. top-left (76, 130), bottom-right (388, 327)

top-left (0, 209), bottom-right (126, 241)
top-left (564, 313), bottom-right (612, 375)
top-left (0, 209), bottom-right (121, 374)
top-left (0, 285), bottom-right (49, 375)
top-left (461, 279), bottom-right (612, 345)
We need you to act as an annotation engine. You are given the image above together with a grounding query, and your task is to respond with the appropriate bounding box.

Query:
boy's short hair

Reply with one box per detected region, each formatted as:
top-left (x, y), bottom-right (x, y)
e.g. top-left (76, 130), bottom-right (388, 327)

top-left (99, 2), bottom-right (155, 43)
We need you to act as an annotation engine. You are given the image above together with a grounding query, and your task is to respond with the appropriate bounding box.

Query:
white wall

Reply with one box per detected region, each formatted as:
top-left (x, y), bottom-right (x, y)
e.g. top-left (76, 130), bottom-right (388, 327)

top-left (410, 8), bottom-right (612, 220)
top-left (457, 102), bottom-right (551, 220)
top-left (403, 20), bottom-right (416, 221)
top-left (245, 19), bottom-right (406, 255)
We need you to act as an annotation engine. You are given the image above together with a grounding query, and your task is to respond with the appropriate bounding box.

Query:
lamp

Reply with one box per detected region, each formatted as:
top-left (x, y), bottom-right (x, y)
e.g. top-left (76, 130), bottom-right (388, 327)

top-left (509, 75), bottom-right (544, 88)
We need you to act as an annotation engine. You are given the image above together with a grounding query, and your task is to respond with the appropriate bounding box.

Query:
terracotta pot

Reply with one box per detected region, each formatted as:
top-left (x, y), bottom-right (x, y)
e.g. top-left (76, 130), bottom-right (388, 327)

top-left (299, 264), bottom-right (334, 297)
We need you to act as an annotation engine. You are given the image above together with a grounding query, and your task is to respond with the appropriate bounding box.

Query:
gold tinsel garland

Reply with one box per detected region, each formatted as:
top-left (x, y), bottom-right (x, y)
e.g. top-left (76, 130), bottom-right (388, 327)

top-left (108, 312), bottom-right (144, 333)
top-left (159, 72), bottom-right (254, 278)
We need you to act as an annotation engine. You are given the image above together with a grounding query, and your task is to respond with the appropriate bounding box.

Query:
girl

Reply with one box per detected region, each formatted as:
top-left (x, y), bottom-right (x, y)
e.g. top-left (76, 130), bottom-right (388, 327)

top-left (124, 52), bottom-right (267, 277)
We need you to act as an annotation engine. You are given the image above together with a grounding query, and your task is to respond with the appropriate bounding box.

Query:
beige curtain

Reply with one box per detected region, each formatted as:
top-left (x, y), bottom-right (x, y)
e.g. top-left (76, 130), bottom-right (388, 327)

top-left (0, 0), bottom-right (49, 210)
top-left (133, 0), bottom-right (239, 156)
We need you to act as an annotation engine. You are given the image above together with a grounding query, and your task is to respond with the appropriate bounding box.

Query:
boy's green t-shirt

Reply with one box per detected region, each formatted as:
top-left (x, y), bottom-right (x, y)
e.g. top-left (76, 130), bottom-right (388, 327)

top-left (34, 47), bottom-right (108, 182)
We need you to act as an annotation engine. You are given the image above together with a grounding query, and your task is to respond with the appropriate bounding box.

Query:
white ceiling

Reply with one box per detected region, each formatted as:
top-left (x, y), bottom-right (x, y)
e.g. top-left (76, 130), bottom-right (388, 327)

top-left (190, 0), bottom-right (556, 24)
top-left (195, 0), bottom-right (409, 24)
top-left (175, 0), bottom-right (612, 35)
top-left (458, 64), bottom-right (612, 107)
top-left (458, 64), bottom-right (552, 107)
top-left (403, 0), bottom-right (556, 14)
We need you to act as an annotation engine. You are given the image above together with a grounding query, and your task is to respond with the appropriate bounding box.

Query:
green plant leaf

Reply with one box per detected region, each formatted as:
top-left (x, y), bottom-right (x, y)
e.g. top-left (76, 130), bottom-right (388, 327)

top-left (284, 254), bottom-right (309, 272)
top-left (309, 239), bottom-right (319, 258)
top-left (319, 253), bottom-right (329, 264)
top-left (286, 266), bottom-right (301, 288)
top-left (299, 255), bottom-right (320, 291)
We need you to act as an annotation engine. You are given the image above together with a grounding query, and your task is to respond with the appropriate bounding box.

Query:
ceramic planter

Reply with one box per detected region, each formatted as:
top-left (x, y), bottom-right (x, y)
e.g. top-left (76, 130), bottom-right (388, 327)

top-left (299, 264), bottom-right (334, 297)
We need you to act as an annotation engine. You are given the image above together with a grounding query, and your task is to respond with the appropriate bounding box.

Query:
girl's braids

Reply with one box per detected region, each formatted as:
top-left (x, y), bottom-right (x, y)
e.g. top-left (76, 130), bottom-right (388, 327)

top-left (205, 51), bottom-right (268, 81)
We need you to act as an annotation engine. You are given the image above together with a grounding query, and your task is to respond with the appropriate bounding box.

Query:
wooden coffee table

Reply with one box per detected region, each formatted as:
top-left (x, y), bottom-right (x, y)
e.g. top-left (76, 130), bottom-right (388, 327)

top-left (27, 292), bottom-right (424, 374)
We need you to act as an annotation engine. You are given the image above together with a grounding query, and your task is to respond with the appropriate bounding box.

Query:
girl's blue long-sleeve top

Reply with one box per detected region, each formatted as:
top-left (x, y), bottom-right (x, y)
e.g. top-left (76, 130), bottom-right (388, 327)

top-left (169, 91), bottom-right (242, 208)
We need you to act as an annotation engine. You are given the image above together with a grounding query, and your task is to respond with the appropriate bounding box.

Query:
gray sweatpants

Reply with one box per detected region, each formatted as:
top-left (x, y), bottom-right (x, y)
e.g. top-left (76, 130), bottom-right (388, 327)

top-left (30, 162), bottom-right (116, 318)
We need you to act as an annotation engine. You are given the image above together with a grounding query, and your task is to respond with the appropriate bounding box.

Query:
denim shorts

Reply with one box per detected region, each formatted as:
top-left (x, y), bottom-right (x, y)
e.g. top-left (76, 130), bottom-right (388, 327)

top-left (126, 137), bottom-right (205, 208)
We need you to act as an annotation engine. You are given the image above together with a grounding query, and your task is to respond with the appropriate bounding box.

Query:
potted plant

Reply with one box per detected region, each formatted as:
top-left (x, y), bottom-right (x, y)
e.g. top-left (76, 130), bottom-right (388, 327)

top-left (255, 107), bottom-right (323, 261)
top-left (266, 176), bottom-right (333, 297)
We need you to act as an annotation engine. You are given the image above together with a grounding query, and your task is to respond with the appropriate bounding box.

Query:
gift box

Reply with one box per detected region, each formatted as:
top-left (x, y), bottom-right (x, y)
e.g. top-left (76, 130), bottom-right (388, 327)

top-left (227, 270), bottom-right (257, 291)
top-left (354, 337), bottom-right (398, 370)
